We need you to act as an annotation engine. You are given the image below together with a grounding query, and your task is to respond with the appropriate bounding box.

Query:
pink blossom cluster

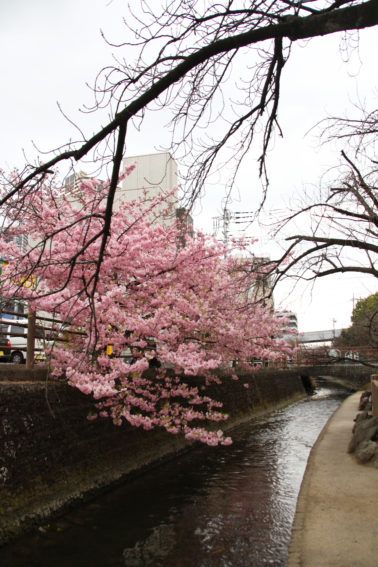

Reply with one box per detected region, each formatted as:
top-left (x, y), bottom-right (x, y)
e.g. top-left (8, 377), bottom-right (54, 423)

top-left (0, 167), bottom-right (293, 445)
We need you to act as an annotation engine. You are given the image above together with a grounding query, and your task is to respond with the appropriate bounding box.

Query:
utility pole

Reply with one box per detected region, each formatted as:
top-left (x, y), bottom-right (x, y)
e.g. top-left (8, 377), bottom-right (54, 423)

top-left (212, 209), bottom-right (254, 256)
top-left (332, 318), bottom-right (336, 338)
top-left (222, 208), bottom-right (232, 250)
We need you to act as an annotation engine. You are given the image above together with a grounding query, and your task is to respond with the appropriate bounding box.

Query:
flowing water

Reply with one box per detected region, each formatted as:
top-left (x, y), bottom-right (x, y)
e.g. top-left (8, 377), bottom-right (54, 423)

top-left (0, 385), bottom-right (349, 567)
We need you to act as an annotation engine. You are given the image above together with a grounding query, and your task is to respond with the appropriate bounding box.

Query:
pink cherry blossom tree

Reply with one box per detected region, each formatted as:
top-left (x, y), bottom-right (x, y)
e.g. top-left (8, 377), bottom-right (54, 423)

top-left (0, 167), bottom-right (292, 445)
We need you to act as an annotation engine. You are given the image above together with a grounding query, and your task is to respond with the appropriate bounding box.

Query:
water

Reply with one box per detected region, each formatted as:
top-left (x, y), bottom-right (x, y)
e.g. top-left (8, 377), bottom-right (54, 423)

top-left (0, 386), bottom-right (349, 567)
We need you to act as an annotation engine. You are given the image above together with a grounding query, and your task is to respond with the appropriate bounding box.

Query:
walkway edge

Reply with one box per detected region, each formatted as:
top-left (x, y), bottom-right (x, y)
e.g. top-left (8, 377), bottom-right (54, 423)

top-left (287, 391), bottom-right (378, 567)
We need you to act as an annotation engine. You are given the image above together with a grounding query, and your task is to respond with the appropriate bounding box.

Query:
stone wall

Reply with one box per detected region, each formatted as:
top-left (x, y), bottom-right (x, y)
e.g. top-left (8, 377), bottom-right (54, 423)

top-left (304, 364), bottom-right (372, 389)
top-left (0, 368), bottom-right (307, 545)
top-left (371, 374), bottom-right (378, 418)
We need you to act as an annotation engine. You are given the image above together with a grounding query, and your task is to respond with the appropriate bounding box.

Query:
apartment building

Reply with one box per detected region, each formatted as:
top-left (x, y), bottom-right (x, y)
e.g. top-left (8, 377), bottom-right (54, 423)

top-left (64, 152), bottom-right (193, 232)
top-left (118, 152), bottom-right (178, 225)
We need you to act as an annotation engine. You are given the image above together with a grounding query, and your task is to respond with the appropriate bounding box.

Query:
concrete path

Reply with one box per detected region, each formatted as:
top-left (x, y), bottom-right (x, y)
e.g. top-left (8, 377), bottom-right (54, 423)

top-left (287, 392), bottom-right (378, 567)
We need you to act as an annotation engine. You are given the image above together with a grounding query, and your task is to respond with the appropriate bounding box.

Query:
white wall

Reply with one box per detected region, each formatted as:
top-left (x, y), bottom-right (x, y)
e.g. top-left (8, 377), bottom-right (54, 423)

top-left (118, 152), bottom-right (178, 225)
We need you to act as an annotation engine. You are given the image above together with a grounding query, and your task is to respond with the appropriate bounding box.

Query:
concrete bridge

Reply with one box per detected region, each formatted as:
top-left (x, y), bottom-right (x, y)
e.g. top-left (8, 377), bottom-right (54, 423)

top-left (297, 329), bottom-right (342, 343)
top-left (292, 363), bottom-right (375, 391)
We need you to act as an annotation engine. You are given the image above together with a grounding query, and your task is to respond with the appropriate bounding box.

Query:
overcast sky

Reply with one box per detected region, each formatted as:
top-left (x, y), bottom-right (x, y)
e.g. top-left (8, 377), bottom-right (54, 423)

top-left (1, 0), bottom-right (377, 333)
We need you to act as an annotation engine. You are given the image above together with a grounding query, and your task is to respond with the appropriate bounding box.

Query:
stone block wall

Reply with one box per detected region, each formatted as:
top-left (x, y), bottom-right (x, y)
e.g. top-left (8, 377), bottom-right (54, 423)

top-left (0, 369), bottom-right (306, 545)
top-left (371, 374), bottom-right (378, 418)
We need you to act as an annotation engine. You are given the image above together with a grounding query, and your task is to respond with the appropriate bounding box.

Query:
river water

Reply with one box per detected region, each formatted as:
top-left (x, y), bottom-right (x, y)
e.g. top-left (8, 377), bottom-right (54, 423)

top-left (0, 385), bottom-right (349, 567)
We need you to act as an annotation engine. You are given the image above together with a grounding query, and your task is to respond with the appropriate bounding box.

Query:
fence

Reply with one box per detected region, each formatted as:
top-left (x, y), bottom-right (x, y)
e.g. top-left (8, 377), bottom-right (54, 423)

top-left (296, 345), bottom-right (378, 367)
top-left (0, 308), bottom-right (84, 370)
top-left (2, 306), bottom-right (378, 371)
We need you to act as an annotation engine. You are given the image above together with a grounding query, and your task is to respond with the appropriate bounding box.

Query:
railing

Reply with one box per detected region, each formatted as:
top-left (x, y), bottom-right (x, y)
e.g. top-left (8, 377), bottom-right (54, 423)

top-left (295, 345), bottom-right (378, 367)
top-left (0, 308), bottom-right (84, 369)
top-left (2, 307), bottom-right (377, 372)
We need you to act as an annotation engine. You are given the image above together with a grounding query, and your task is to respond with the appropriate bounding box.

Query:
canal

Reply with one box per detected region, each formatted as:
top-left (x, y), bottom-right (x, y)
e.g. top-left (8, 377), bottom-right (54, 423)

top-left (0, 385), bottom-right (349, 567)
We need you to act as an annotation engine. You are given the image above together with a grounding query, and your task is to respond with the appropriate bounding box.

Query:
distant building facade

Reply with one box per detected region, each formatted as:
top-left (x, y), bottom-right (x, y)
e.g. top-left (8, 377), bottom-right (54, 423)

top-left (276, 310), bottom-right (298, 346)
top-left (64, 153), bottom-right (193, 234)
top-left (119, 152), bottom-right (179, 226)
top-left (233, 255), bottom-right (274, 309)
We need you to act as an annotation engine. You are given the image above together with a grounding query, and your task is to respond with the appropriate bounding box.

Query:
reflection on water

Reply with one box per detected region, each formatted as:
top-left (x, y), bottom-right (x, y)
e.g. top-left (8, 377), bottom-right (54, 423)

top-left (0, 386), bottom-right (348, 567)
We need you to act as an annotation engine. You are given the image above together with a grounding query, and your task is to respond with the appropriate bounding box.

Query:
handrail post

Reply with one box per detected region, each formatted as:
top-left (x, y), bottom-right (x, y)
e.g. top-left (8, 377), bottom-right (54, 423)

top-left (26, 311), bottom-right (36, 370)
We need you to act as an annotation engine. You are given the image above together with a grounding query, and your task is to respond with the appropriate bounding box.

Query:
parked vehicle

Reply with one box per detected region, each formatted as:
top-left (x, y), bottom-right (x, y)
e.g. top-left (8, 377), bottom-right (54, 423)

top-left (0, 329), bottom-right (11, 362)
top-left (0, 319), bottom-right (51, 363)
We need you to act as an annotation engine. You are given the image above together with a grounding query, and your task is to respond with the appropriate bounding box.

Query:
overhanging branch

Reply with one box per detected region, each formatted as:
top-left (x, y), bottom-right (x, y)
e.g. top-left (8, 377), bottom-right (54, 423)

top-left (2, 0), bottom-right (377, 204)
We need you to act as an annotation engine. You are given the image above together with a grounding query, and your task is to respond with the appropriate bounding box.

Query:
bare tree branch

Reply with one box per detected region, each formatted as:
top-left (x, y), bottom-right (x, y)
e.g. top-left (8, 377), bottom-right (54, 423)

top-left (1, 0), bottom-right (377, 301)
top-left (2, 0), bottom-right (377, 205)
top-left (272, 99), bottom-right (378, 287)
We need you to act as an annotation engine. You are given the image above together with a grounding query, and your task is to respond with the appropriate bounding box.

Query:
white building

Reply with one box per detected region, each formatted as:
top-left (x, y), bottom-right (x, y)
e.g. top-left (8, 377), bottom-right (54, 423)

top-left (276, 310), bottom-right (298, 347)
top-left (64, 152), bottom-right (193, 233)
top-left (233, 255), bottom-right (274, 309)
top-left (118, 152), bottom-right (179, 226)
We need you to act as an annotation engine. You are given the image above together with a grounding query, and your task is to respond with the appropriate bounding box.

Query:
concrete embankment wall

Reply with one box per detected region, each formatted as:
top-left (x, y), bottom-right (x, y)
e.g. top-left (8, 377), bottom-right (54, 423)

top-left (0, 368), bottom-right (307, 545)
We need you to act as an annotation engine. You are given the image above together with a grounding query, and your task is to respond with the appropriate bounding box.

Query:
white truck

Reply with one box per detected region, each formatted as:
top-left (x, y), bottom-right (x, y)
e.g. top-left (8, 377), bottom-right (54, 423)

top-left (0, 318), bottom-right (50, 363)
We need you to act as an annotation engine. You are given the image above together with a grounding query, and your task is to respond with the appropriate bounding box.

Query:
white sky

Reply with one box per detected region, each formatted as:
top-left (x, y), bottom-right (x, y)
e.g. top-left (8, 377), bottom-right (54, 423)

top-left (1, 0), bottom-right (377, 333)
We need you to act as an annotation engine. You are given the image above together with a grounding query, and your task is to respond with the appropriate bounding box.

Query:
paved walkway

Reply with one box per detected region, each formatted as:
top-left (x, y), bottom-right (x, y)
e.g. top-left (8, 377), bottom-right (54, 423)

top-left (287, 391), bottom-right (378, 567)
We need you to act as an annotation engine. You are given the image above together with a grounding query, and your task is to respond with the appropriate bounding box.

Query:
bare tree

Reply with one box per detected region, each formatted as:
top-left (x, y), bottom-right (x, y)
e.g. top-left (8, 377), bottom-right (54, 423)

top-left (1, 0), bottom-right (377, 295)
top-left (267, 100), bottom-right (377, 327)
